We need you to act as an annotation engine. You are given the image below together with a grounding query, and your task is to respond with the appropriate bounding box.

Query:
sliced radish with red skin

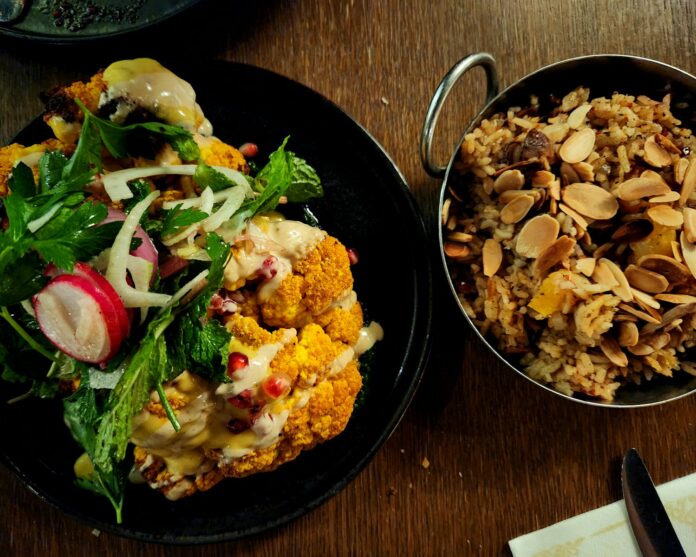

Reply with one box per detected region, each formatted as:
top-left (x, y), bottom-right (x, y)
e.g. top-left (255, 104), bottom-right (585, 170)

top-left (33, 274), bottom-right (124, 363)
top-left (159, 256), bottom-right (189, 280)
top-left (102, 207), bottom-right (159, 269)
top-left (72, 262), bottom-right (131, 340)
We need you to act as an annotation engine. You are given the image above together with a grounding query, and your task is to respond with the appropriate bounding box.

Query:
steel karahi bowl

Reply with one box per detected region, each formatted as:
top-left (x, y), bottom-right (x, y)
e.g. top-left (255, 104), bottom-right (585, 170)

top-left (422, 53), bottom-right (696, 407)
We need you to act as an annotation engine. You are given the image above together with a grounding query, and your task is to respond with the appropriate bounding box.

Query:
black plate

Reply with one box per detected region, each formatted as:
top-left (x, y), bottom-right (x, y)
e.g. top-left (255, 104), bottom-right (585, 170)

top-left (0, 0), bottom-right (201, 43)
top-left (0, 61), bottom-right (432, 543)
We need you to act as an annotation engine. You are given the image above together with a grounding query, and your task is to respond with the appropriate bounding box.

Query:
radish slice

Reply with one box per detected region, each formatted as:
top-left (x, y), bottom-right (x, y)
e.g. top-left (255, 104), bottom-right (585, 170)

top-left (159, 256), bottom-right (189, 279)
top-left (105, 191), bottom-right (171, 308)
top-left (33, 274), bottom-right (124, 363)
top-left (102, 207), bottom-right (159, 269)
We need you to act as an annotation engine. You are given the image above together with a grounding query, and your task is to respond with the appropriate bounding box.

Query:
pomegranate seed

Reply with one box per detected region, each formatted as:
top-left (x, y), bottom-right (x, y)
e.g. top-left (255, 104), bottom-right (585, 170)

top-left (346, 247), bottom-right (359, 265)
top-left (226, 352), bottom-right (249, 378)
top-left (257, 256), bottom-right (278, 281)
top-left (261, 374), bottom-right (291, 399)
top-left (226, 418), bottom-right (249, 434)
top-left (239, 142), bottom-right (259, 158)
top-left (248, 403), bottom-right (265, 424)
top-left (228, 389), bottom-right (253, 409)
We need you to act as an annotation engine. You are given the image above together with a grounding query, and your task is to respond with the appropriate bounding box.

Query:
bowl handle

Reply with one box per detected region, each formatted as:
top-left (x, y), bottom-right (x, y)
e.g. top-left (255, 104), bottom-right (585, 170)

top-left (420, 52), bottom-right (499, 179)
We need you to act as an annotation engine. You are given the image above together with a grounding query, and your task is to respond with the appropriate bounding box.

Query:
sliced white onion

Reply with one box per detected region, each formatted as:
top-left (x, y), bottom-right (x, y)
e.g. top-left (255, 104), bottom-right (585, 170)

top-left (127, 255), bottom-right (155, 322)
top-left (105, 190), bottom-right (171, 308)
top-left (157, 269), bottom-right (209, 315)
top-left (161, 185), bottom-right (250, 211)
top-left (27, 203), bottom-right (61, 233)
top-left (160, 186), bottom-right (215, 247)
top-left (199, 186), bottom-right (215, 214)
top-left (203, 187), bottom-right (246, 232)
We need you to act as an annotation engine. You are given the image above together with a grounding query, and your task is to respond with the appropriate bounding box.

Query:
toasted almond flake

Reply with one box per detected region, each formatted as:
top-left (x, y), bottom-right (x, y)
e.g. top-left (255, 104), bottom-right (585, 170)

top-left (499, 189), bottom-right (540, 204)
top-left (624, 264), bottom-right (669, 293)
top-left (679, 231), bottom-right (696, 281)
top-left (643, 134), bottom-right (672, 167)
top-left (532, 170), bottom-right (555, 186)
top-left (618, 321), bottom-right (639, 347)
top-left (573, 161), bottom-right (594, 182)
top-left (655, 293), bottom-right (696, 304)
top-left (541, 123), bottom-right (569, 143)
top-left (493, 169), bottom-right (525, 194)
top-left (648, 191), bottom-right (680, 203)
top-left (559, 128), bottom-right (595, 164)
top-left (483, 177), bottom-right (494, 195)
top-left (592, 260), bottom-right (619, 287)
top-left (561, 182), bottom-right (618, 220)
top-left (550, 198), bottom-right (558, 215)
top-left (675, 158), bottom-right (689, 185)
top-left (647, 332), bottom-right (672, 350)
top-left (443, 242), bottom-right (471, 260)
top-left (637, 254), bottom-right (692, 284)
top-left (446, 216), bottom-right (457, 230)
top-left (515, 214), bottom-right (560, 258)
top-left (534, 235), bottom-right (576, 277)
top-left (575, 257), bottom-right (596, 276)
top-left (482, 239), bottom-right (503, 277)
top-left (611, 220), bottom-right (653, 243)
top-left (441, 198), bottom-right (452, 226)
top-left (617, 177), bottom-right (672, 201)
top-left (664, 318), bottom-right (683, 333)
top-left (600, 257), bottom-right (633, 301)
top-left (560, 162), bottom-right (580, 186)
top-left (683, 207), bottom-right (696, 242)
top-left (671, 240), bottom-right (683, 262)
top-left (549, 179), bottom-right (561, 201)
top-left (643, 303), bottom-right (696, 333)
top-left (630, 288), bottom-right (660, 309)
top-left (567, 104), bottom-right (592, 129)
top-left (681, 361), bottom-right (696, 376)
top-left (640, 169), bottom-right (669, 186)
top-left (615, 314), bottom-right (639, 322)
top-left (500, 195), bottom-right (535, 224)
top-left (646, 205), bottom-right (684, 228)
top-left (558, 202), bottom-right (589, 231)
top-left (679, 158), bottom-right (696, 205)
top-left (655, 133), bottom-right (681, 154)
top-left (599, 336), bottom-right (628, 367)
top-left (447, 231), bottom-right (474, 242)
top-left (619, 303), bottom-right (661, 324)
top-left (627, 343), bottom-right (655, 356)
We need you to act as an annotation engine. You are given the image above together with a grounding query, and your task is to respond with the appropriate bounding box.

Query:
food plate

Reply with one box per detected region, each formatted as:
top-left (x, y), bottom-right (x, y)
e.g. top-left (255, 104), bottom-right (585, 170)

top-left (0, 0), bottom-right (201, 43)
top-left (0, 60), bottom-right (432, 543)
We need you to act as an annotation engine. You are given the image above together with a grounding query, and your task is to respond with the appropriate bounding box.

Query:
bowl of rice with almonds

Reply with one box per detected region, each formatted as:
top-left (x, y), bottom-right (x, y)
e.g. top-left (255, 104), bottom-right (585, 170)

top-left (424, 53), bottom-right (696, 405)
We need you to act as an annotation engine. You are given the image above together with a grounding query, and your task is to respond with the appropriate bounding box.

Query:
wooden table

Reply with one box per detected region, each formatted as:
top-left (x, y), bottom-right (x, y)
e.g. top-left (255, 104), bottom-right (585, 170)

top-left (2, 1), bottom-right (696, 555)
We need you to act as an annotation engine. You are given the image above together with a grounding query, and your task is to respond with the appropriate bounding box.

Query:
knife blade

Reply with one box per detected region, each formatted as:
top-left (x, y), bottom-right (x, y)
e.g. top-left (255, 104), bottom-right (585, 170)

top-left (621, 448), bottom-right (686, 557)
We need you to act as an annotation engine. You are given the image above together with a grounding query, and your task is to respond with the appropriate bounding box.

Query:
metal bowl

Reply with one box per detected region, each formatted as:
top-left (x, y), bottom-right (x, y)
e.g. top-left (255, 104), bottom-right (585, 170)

top-left (421, 53), bottom-right (696, 407)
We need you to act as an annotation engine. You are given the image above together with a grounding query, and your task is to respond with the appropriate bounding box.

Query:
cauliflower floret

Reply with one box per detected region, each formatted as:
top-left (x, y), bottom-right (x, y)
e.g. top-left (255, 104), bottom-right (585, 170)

top-left (0, 140), bottom-right (67, 196)
top-left (261, 236), bottom-right (353, 328)
top-left (197, 136), bottom-right (248, 173)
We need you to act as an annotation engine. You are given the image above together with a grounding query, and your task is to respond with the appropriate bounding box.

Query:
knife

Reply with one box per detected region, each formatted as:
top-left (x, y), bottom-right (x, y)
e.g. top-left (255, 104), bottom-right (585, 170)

top-left (621, 448), bottom-right (686, 557)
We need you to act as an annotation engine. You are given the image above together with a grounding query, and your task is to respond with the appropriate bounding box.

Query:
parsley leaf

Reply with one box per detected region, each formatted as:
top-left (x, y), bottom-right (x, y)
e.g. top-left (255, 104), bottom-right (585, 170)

top-left (38, 151), bottom-right (69, 192)
top-left (8, 162), bottom-right (37, 198)
top-left (160, 203), bottom-right (208, 237)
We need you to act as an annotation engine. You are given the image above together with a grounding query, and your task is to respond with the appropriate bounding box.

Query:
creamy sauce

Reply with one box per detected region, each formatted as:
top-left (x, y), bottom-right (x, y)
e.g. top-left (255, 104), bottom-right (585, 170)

top-left (354, 321), bottom-right (384, 356)
top-left (102, 58), bottom-right (212, 135)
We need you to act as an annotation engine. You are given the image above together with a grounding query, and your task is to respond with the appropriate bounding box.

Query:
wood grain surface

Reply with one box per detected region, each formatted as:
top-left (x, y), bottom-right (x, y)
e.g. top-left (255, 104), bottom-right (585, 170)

top-left (2, 1), bottom-right (696, 555)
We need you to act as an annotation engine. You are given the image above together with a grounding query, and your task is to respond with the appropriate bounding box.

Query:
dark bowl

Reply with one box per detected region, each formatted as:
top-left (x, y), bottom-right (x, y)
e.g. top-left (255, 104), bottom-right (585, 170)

top-left (0, 60), bottom-right (432, 543)
top-left (422, 53), bottom-right (696, 407)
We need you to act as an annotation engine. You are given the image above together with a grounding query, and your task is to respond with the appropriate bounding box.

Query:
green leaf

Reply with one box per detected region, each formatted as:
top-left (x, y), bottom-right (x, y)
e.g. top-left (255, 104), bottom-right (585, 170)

top-left (38, 151), bottom-right (69, 192)
top-left (8, 162), bottom-right (36, 198)
top-left (62, 113), bottom-right (103, 179)
top-left (121, 179), bottom-right (152, 214)
top-left (194, 162), bottom-right (235, 192)
top-left (251, 136), bottom-right (293, 214)
top-left (0, 252), bottom-right (47, 305)
top-left (160, 203), bottom-right (208, 237)
top-left (286, 153), bottom-right (323, 202)
top-left (4, 193), bottom-right (32, 242)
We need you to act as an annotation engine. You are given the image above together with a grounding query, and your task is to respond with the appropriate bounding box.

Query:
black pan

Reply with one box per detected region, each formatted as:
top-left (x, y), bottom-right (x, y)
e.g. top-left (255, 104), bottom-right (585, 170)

top-left (0, 60), bottom-right (432, 543)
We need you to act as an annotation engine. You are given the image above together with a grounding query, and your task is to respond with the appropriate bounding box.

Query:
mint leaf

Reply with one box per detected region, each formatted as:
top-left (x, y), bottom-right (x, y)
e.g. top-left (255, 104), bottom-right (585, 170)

top-left (286, 153), bottom-right (323, 202)
top-left (9, 162), bottom-right (36, 198)
top-left (194, 162), bottom-right (235, 192)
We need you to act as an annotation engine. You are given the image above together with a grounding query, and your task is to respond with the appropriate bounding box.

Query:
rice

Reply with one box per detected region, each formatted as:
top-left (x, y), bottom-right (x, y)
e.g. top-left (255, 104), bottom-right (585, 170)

top-left (444, 87), bottom-right (696, 401)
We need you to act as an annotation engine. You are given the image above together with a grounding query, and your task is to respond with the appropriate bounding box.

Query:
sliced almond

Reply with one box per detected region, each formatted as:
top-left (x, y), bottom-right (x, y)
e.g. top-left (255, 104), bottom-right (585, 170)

top-left (627, 343), bottom-right (655, 356)
top-left (611, 220), bottom-right (653, 243)
top-left (683, 207), bottom-right (696, 242)
top-left (592, 260), bottom-right (619, 287)
top-left (567, 104), bottom-right (592, 129)
top-left (655, 134), bottom-right (681, 154)
top-left (600, 257), bottom-right (633, 302)
top-left (447, 231), bottom-right (474, 242)
top-left (631, 288), bottom-right (660, 310)
top-left (559, 203), bottom-right (589, 231)
top-left (500, 195), bottom-right (535, 224)
top-left (646, 332), bottom-right (672, 350)
top-left (618, 321), bottom-right (639, 347)
top-left (541, 122), bottom-right (570, 143)
top-left (493, 169), bottom-right (525, 194)
top-left (534, 235), bottom-right (576, 277)
top-left (671, 240), bottom-right (683, 263)
top-left (575, 257), bottom-right (596, 276)
top-left (560, 162), bottom-right (580, 186)
top-left (649, 191), bottom-right (680, 203)
top-left (637, 254), bottom-right (692, 285)
top-left (515, 214), bottom-right (560, 258)
top-left (561, 182), bottom-right (619, 220)
top-left (643, 134), bottom-right (672, 167)
top-left (559, 128), bottom-right (595, 164)
top-left (499, 189), bottom-right (538, 204)
top-left (441, 198), bottom-right (452, 226)
top-left (616, 177), bottom-right (671, 201)
top-left (655, 293), bottom-right (696, 304)
top-left (624, 264), bottom-right (669, 294)
top-left (679, 231), bottom-right (696, 280)
top-left (646, 205), bottom-right (684, 228)
top-left (482, 239), bottom-right (503, 277)
top-left (573, 161), bottom-right (595, 182)
top-left (675, 158), bottom-right (689, 185)
top-left (679, 158), bottom-right (696, 206)
top-left (643, 303), bottom-right (696, 333)
top-left (549, 179), bottom-right (561, 201)
top-left (599, 336), bottom-right (628, 367)
top-left (443, 242), bottom-right (471, 260)
top-left (618, 303), bottom-right (661, 324)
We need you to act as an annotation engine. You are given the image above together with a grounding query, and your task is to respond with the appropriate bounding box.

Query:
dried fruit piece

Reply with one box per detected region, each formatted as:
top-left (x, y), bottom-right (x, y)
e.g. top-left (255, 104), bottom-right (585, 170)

top-left (493, 169), bottom-right (525, 194)
top-left (515, 214), bottom-right (560, 258)
top-left (567, 104), bottom-right (592, 129)
top-left (630, 225), bottom-right (675, 259)
top-left (599, 336), bottom-right (628, 367)
top-left (500, 195), bottom-right (535, 224)
top-left (612, 220), bottom-right (653, 244)
top-left (624, 264), bottom-right (669, 294)
top-left (527, 270), bottom-right (572, 316)
top-left (522, 128), bottom-right (553, 160)
top-left (617, 177), bottom-right (671, 201)
top-left (482, 239), bottom-right (503, 277)
top-left (643, 135), bottom-right (672, 167)
top-left (683, 207), bottom-right (696, 242)
top-left (560, 162), bottom-right (580, 186)
top-left (646, 205), bottom-right (684, 228)
top-left (618, 321), bottom-right (639, 347)
top-left (534, 235), bottom-right (576, 277)
top-left (559, 128), bottom-right (595, 164)
top-left (561, 183), bottom-right (619, 220)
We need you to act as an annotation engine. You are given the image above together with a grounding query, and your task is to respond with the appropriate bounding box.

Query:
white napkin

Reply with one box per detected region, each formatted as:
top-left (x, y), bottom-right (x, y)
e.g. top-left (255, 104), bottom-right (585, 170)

top-left (509, 472), bottom-right (696, 556)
